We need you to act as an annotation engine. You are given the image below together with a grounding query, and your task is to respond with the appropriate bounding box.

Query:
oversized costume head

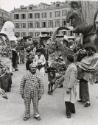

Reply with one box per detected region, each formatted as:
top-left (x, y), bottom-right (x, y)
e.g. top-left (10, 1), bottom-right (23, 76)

top-left (0, 21), bottom-right (17, 45)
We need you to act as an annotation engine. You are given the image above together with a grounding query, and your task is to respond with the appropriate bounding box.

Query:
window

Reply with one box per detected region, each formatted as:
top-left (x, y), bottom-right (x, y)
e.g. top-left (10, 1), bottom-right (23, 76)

top-left (55, 11), bottom-right (60, 17)
top-left (56, 3), bottom-right (60, 7)
top-left (14, 14), bottom-right (19, 19)
top-left (21, 23), bottom-right (26, 28)
top-left (34, 13), bottom-right (40, 18)
top-left (21, 32), bottom-right (26, 37)
top-left (28, 22), bottom-right (33, 28)
top-left (62, 10), bottom-right (67, 16)
top-left (49, 12), bottom-right (52, 18)
top-left (29, 7), bottom-right (33, 10)
top-left (62, 19), bottom-right (66, 27)
top-left (28, 32), bottom-right (33, 37)
top-left (55, 19), bottom-right (60, 27)
top-left (21, 14), bottom-right (26, 19)
top-left (15, 23), bottom-right (20, 28)
top-left (48, 20), bottom-right (53, 28)
top-left (35, 22), bottom-right (40, 28)
top-left (42, 22), bottom-right (47, 28)
top-left (28, 13), bottom-right (33, 19)
top-left (41, 12), bottom-right (47, 18)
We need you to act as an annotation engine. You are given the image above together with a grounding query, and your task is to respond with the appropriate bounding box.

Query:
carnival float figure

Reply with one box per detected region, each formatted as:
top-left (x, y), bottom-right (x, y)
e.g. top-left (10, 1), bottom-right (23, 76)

top-left (66, 1), bottom-right (98, 107)
top-left (46, 2), bottom-right (98, 108)
top-left (0, 21), bottom-right (17, 92)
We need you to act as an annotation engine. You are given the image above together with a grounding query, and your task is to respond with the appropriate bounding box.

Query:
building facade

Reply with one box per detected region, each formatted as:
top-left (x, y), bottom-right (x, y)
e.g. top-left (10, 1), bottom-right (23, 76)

top-left (11, 2), bottom-right (70, 39)
top-left (0, 8), bottom-right (10, 30)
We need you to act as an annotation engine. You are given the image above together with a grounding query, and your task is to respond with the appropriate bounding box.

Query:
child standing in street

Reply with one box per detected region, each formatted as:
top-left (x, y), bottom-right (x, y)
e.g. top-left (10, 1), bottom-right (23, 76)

top-left (20, 63), bottom-right (44, 121)
top-left (63, 55), bottom-right (78, 118)
top-left (47, 67), bottom-right (56, 95)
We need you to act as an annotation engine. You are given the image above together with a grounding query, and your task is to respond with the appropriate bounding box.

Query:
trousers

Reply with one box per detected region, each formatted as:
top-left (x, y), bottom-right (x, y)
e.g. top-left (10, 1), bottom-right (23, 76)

top-left (79, 79), bottom-right (90, 102)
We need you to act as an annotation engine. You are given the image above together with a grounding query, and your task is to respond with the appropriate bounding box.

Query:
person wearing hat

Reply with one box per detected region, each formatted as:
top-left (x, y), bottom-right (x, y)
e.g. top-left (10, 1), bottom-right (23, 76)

top-left (11, 47), bottom-right (19, 71)
top-left (20, 63), bottom-right (44, 121)
top-left (34, 48), bottom-right (46, 77)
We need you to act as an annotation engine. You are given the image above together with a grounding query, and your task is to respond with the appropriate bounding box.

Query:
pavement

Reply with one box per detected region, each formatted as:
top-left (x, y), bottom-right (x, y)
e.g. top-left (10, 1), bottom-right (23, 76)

top-left (0, 64), bottom-right (98, 125)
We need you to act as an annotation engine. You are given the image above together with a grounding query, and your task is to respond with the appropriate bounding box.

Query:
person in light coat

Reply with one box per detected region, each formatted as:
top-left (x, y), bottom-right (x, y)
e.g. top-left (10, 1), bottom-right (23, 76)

top-left (34, 49), bottom-right (46, 77)
top-left (63, 55), bottom-right (77, 118)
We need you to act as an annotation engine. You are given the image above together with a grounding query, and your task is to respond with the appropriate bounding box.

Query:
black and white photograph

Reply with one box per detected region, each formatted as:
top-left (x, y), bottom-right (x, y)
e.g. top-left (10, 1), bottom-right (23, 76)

top-left (0, 0), bottom-right (98, 125)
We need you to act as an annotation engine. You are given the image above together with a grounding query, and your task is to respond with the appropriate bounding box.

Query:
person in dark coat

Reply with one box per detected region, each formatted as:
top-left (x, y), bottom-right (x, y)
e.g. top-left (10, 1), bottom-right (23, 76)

top-left (0, 61), bottom-right (12, 92)
top-left (11, 48), bottom-right (19, 71)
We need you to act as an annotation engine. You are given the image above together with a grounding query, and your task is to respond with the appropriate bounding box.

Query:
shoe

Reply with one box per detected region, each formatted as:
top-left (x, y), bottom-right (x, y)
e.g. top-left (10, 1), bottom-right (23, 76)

top-left (2, 95), bottom-right (8, 99)
top-left (58, 85), bottom-right (63, 88)
top-left (78, 99), bottom-right (86, 103)
top-left (78, 99), bottom-right (83, 103)
top-left (48, 91), bottom-right (53, 95)
top-left (84, 102), bottom-right (91, 107)
top-left (34, 115), bottom-right (41, 121)
top-left (71, 111), bottom-right (75, 114)
top-left (66, 114), bottom-right (71, 118)
top-left (15, 69), bottom-right (18, 71)
top-left (23, 117), bottom-right (30, 121)
top-left (48, 91), bottom-right (51, 95)
top-left (95, 81), bottom-right (98, 84)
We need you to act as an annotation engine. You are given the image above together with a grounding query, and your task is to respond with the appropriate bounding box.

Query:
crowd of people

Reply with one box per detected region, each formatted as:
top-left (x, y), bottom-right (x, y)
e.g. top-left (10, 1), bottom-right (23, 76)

top-left (17, 33), bottom-right (98, 120)
top-left (1, 9), bottom-right (98, 122)
top-left (0, 30), bottom-right (98, 121)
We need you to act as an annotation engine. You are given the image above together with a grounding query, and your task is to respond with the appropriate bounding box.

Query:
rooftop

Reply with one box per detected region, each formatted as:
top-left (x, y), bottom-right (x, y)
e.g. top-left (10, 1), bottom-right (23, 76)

top-left (11, 1), bottom-right (70, 12)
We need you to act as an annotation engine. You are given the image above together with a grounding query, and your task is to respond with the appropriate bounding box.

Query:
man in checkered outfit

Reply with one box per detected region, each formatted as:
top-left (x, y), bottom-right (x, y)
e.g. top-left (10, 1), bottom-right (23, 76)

top-left (20, 63), bottom-right (44, 121)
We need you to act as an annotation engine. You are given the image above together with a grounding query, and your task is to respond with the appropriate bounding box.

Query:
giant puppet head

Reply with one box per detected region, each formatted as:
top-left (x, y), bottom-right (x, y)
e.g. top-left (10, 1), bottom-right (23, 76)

top-left (0, 21), bottom-right (18, 57)
top-left (0, 21), bottom-right (17, 47)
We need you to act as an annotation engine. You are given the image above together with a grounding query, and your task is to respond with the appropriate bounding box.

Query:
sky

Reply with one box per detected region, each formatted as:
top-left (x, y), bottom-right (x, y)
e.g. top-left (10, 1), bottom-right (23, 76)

top-left (0, 0), bottom-right (67, 12)
top-left (0, 0), bottom-right (96, 12)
